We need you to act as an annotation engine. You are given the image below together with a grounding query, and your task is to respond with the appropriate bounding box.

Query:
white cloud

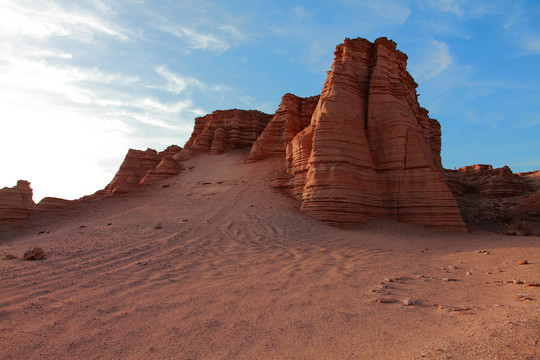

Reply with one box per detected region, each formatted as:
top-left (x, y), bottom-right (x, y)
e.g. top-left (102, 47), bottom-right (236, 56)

top-left (409, 39), bottom-right (453, 82)
top-left (0, 0), bottom-right (129, 41)
top-left (154, 65), bottom-right (204, 94)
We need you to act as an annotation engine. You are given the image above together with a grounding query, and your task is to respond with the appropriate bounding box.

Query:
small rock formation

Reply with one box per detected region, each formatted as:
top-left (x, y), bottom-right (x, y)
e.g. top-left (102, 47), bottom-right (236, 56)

top-left (446, 165), bottom-right (540, 227)
top-left (174, 110), bottom-right (272, 160)
top-left (0, 180), bottom-right (35, 222)
top-left (105, 145), bottom-right (183, 194)
top-left (34, 197), bottom-right (74, 212)
top-left (141, 156), bottom-right (184, 184)
top-left (248, 93), bottom-right (320, 162)
top-left (282, 37), bottom-right (466, 230)
top-left (23, 247), bottom-right (47, 260)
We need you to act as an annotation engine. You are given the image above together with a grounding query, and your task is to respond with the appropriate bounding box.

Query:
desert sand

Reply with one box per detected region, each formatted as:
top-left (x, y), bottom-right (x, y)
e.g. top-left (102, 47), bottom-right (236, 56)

top-left (0, 151), bottom-right (538, 359)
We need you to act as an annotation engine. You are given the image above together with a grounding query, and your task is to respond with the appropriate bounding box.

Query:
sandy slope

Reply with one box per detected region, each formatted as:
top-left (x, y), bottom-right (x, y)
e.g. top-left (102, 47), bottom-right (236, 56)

top-left (1, 150), bottom-right (538, 360)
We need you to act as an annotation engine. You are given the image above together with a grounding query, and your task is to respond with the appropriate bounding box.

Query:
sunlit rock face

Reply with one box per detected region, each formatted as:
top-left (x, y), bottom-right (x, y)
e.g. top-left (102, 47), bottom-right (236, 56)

top-left (0, 180), bottom-right (34, 222)
top-left (174, 109), bottom-right (273, 161)
top-left (247, 93), bottom-right (320, 162)
top-left (284, 37), bottom-right (466, 230)
top-left (105, 145), bottom-right (183, 194)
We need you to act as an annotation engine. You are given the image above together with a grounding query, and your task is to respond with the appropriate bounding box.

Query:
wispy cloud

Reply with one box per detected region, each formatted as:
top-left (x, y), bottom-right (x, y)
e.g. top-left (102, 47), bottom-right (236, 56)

top-left (159, 24), bottom-right (249, 54)
top-left (0, 0), bottom-right (130, 41)
top-left (409, 39), bottom-right (453, 82)
top-left (154, 65), bottom-right (204, 94)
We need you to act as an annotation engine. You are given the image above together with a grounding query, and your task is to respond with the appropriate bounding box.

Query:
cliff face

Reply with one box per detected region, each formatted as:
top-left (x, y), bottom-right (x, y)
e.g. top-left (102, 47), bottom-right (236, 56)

top-left (445, 165), bottom-right (540, 225)
top-left (247, 93), bottom-right (319, 162)
top-left (283, 37), bottom-right (466, 230)
top-left (105, 145), bottom-right (183, 194)
top-left (0, 180), bottom-right (34, 222)
top-left (175, 110), bottom-right (272, 160)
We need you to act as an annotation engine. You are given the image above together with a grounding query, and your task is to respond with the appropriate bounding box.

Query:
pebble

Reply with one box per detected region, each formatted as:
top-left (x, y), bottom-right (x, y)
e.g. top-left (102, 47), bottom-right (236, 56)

top-left (402, 298), bottom-right (417, 306)
top-left (376, 298), bottom-right (398, 304)
top-left (449, 265), bottom-right (457, 269)
top-left (513, 279), bottom-right (523, 285)
top-left (153, 223), bottom-right (162, 229)
top-left (466, 271), bottom-right (472, 275)
top-left (517, 260), bottom-right (528, 265)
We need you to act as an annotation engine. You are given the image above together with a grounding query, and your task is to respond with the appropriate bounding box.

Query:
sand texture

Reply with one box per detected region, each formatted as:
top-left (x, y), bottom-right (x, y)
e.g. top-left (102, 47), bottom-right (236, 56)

top-left (1, 151), bottom-right (539, 359)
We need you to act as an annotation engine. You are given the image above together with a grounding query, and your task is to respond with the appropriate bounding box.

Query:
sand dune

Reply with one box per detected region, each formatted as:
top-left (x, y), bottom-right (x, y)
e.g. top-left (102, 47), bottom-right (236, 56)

top-left (1, 151), bottom-right (538, 359)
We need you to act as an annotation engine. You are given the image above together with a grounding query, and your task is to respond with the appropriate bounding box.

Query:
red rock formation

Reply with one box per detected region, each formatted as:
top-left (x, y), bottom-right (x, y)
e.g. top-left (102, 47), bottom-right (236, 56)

top-left (105, 145), bottom-right (183, 194)
top-left (34, 197), bottom-right (74, 212)
top-left (105, 148), bottom-right (163, 194)
top-left (445, 165), bottom-right (540, 226)
top-left (248, 93), bottom-right (319, 162)
top-left (0, 180), bottom-right (34, 222)
top-left (141, 156), bottom-right (184, 184)
top-left (284, 37), bottom-right (466, 230)
top-left (175, 110), bottom-right (272, 160)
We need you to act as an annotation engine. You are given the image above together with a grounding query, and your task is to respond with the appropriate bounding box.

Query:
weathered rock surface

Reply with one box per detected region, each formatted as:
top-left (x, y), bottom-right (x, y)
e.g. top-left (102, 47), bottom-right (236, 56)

top-left (248, 93), bottom-right (319, 162)
top-left (445, 165), bottom-right (540, 227)
top-left (141, 156), bottom-right (184, 184)
top-left (174, 110), bottom-right (272, 160)
top-left (34, 197), bottom-right (74, 212)
top-left (283, 37), bottom-right (466, 230)
top-left (23, 247), bottom-right (47, 260)
top-left (105, 145), bottom-right (182, 194)
top-left (0, 180), bottom-right (35, 222)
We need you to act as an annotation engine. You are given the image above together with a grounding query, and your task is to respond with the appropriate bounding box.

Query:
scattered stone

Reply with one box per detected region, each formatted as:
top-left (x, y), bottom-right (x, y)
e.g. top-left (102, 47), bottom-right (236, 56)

top-left (466, 271), bottom-right (472, 275)
top-left (107, 223), bottom-right (112, 226)
top-left (442, 278), bottom-right (457, 282)
top-left (526, 282), bottom-right (539, 287)
top-left (514, 294), bottom-right (533, 301)
top-left (79, 225), bottom-right (86, 228)
top-left (402, 298), bottom-right (417, 306)
top-left (4, 254), bottom-right (17, 260)
top-left (477, 250), bottom-right (490, 254)
top-left (376, 298), bottom-right (398, 304)
top-left (38, 230), bottom-right (46, 235)
top-left (384, 277), bottom-right (394, 282)
top-left (448, 265), bottom-right (457, 269)
top-left (23, 247), bottom-right (47, 261)
top-left (517, 260), bottom-right (528, 265)
top-left (513, 279), bottom-right (523, 285)
top-left (162, 184), bottom-right (170, 188)
top-left (153, 223), bottom-right (162, 229)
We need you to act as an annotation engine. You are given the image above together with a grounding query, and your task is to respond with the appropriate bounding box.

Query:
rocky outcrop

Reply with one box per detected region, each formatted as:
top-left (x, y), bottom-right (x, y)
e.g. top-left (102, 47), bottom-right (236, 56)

top-left (445, 165), bottom-right (540, 225)
top-left (105, 148), bottom-right (163, 194)
top-left (0, 180), bottom-right (35, 222)
top-left (105, 145), bottom-right (182, 194)
top-left (248, 93), bottom-right (319, 162)
top-left (283, 37), bottom-right (466, 230)
top-left (34, 197), bottom-right (74, 212)
top-left (174, 110), bottom-right (272, 160)
top-left (141, 156), bottom-right (184, 184)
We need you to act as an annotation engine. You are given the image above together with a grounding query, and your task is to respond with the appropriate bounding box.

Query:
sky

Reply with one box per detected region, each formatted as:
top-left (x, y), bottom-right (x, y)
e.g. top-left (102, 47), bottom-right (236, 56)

top-left (1, 0), bottom-right (539, 202)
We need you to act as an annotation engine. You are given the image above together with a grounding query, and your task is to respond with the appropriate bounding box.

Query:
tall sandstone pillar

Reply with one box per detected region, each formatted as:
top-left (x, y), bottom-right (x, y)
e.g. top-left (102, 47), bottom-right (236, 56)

top-left (286, 37), bottom-right (466, 230)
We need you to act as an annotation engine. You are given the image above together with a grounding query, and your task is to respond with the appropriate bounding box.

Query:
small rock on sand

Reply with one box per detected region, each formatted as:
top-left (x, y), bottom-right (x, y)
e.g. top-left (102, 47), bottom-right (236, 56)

top-left (4, 254), bottom-right (17, 260)
top-left (23, 247), bottom-right (47, 261)
top-left (517, 260), bottom-right (528, 265)
top-left (402, 298), bottom-right (417, 306)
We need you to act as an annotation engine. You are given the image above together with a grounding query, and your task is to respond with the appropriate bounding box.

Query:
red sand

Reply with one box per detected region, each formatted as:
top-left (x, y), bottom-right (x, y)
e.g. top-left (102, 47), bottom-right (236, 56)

top-left (1, 151), bottom-right (538, 359)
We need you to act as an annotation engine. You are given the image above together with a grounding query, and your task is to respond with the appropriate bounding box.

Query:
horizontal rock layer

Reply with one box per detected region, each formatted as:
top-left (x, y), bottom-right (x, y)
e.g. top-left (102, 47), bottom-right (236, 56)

top-left (285, 37), bottom-right (466, 230)
top-left (175, 110), bottom-right (272, 160)
top-left (248, 93), bottom-right (319, 162)
top-left (0, 180), bottom-right (34, 222)
top-left (445, 165), bottom-right (540, 225)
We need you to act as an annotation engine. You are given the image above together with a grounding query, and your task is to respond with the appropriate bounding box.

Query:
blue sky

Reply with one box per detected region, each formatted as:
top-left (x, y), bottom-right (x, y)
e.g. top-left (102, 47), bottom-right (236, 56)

top-left (1, 0), bottom-right (539, 202)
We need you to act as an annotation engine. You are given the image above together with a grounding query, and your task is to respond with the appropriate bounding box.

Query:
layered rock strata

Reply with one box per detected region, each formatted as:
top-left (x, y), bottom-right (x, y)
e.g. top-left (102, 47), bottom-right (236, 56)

top-left (248, 93), bottom-right (319, 162)
top-left (445, 165), bottom-right (540, 225)
top-left (105, 145), bottom-right (182, 194)
top-left (174, 110), bottom-right (272, 160)
top-left (0, 180), bottom-right (35, 222)
top-left (34, 197), bottom-right (74, 212)
top-left (284, 37), bottom-right (466, 230)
